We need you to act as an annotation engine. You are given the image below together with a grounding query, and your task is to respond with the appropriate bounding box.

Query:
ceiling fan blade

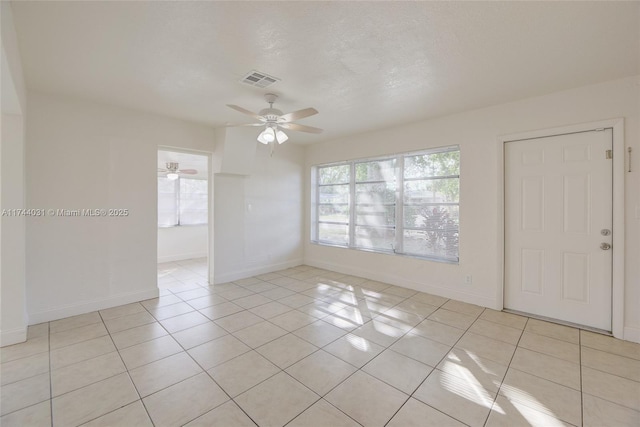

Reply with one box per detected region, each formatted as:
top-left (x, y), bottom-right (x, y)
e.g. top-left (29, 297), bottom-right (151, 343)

top-left (280, 122), bottom-right (324, 134)
top-left (222, 122), bottom-right (264, 127)
top-left (179, 169), bottom-right (198, 174)
top-left (226, 105), bottom-right (265, 121)
top-left (157, 168), bottom-right (168, 172)
top-left (278, 107), bottom-right (318, 123)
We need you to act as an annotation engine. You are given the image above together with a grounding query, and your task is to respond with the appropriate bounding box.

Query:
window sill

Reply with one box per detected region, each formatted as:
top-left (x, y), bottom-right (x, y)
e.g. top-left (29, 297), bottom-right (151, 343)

top-left (158, 223), bottom-right (208, 229)
top-left (310, 240), bottom-right (459, 265)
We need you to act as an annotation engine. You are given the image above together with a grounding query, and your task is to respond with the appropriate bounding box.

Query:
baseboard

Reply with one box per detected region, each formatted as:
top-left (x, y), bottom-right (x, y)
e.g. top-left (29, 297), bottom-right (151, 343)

top-left (28, 288), bottom-right (160, 325)
top-left (0, 326), bottom-right (27, 347)
top-left (623, 326), bottom-right (640, 344)
top-left (158, 252), bottom-right (207, 264)
top-left (214, 259), bottom-right (303, 284)
top-left (305, 258), bottom-right (496, 309)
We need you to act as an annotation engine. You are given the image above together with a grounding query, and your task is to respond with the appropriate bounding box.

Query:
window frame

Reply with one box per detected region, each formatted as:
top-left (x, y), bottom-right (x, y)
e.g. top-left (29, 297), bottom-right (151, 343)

top-left (311, 146), bottom-right (460, 264)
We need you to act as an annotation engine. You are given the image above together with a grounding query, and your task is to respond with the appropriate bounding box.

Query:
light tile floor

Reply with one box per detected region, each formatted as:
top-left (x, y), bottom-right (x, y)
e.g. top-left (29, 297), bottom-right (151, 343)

top-left (1, 259), bottom-right (639, 426)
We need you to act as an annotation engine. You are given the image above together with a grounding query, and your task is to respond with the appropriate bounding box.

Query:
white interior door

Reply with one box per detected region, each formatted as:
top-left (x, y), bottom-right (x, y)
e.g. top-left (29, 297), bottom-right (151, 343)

top-left (504, 129), bottom-right (613, 331)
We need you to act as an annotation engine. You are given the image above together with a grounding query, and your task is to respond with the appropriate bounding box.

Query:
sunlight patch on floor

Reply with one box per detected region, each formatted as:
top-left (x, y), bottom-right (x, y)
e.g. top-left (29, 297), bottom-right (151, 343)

top-left (439, 367), bottom-right (494, 409)
top-left (500, 383), bottom-right (561, 422)
top-left (347, 334), bottom-right (371, 352)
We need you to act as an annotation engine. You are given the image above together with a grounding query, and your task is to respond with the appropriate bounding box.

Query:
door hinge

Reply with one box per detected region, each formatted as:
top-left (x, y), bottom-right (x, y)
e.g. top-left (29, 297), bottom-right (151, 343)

top-left (606, 150), bottom-right (613, 159)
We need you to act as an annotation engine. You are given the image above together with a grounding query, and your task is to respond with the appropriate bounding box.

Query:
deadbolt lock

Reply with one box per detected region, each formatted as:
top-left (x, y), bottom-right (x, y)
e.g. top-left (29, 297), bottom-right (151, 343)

top-left (601, 229), bottom-right (611, 236)
top-left (600, 243), bottom-right (611, 250)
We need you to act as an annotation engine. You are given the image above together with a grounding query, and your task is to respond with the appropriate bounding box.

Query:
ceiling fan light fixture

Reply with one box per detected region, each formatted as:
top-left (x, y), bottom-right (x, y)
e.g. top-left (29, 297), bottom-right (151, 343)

top-left (167, 172), bottom-right (179, 181)
top-left (228, 94), bottom-right (322, 149)
top-left (257, 127), bottom-right (276, 144)
top-left (276, 129), bottom-right (288, 144)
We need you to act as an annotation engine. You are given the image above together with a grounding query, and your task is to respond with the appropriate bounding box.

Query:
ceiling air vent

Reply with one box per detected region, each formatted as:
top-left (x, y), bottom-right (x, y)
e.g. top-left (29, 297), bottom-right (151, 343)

top-left (240, 70), bottom-right (280, 88)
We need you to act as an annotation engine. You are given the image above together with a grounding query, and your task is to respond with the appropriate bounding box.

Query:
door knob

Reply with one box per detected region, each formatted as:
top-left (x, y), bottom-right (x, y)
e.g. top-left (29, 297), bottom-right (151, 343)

top-left (600, 243), bottom-right (611, 250)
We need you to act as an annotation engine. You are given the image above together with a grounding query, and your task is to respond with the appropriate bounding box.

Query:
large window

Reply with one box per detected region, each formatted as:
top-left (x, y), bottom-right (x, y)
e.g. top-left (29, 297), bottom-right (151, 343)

top-left (313, 146), bottom-right (460, 262)
top-left (158, 177), bottom-right (208, 227)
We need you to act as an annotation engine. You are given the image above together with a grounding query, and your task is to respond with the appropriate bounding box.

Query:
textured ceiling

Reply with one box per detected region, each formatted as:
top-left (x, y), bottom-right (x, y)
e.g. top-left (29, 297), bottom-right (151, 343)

top-left (11, 1), bottom-right (639, 144)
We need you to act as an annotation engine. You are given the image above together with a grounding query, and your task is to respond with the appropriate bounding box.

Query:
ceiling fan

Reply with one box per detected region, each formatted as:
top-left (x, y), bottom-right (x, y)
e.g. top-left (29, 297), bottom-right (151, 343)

top-left (226, 93), bottom-right (323, 145)
top-left (157, 162), bottom-right (197, 180)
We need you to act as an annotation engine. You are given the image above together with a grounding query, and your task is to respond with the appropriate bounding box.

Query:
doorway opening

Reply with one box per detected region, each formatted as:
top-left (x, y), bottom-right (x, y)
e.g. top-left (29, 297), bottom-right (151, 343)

top-left (156, 148), bottom-right (212, 292)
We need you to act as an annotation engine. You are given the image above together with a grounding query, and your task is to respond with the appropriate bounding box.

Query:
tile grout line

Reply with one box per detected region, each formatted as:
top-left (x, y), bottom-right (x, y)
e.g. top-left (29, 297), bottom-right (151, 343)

top-left (79, 310), bottom-right (157, 427)
top-left (270, 285), bottom-right (449, 424)
top-left (262, 370), bottom-right (322, 426)
top-left (107, 272), bottom-right (254, 426)
top-left (160, 312), bottom-right (260, 427)
top-left (376, 299), bottom-right (470, 425)
top-left (48, 301), bottom-right (188, 425)
top-left (384, 299), bottom-right (484, 427)
top-left (48, 322), bottom-right (53, 427)
top-left (340, 303), bottom-right (440, 399)
top-left (579, 329), bottom-right (584, 427)
top-left (480, 314), bottom-right (529, 427)
top-left (508, 328), bottom-right (628, 395)
top-left (507, 327), bottom-right (584, 390)
top-left (101, 309), bottom-right (160, 427)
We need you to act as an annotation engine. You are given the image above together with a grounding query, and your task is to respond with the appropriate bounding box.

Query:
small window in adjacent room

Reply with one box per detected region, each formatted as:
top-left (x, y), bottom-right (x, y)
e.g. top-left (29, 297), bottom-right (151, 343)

top-left (312, 146), bottom-right (460, 263)
top-left (158, 176), bottom-right (179, 227)
top-left (179, 178), bottom-right (208, 225)
top-left (157, 176), bottom-right (208, 227)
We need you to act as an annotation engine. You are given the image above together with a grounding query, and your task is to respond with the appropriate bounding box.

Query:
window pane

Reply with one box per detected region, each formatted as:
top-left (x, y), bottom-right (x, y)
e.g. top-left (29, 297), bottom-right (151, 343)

top-left (319, 184), bottom-right (349, 204)
top-left (404, 150), bottom-right (460, 179)
top-left (354, 160), bottom-right (396, 251)
top-left (319, 164), bottom-right (350, 185)
top-left (403, 205), bottom-right (459, 229)
top-left (402, 205), bottom-right (459, 259)
top-left (356, 205), bottom-right (395, 227)
top-left (355, 159), bottom-right (395, 182)
top-left (180, 178), bottom-right (208, 225)
top-left (319, 204), bottom-right (349, 223)
top-left (158, 177), bottom-right (177, 227)
top-left (354, 226), bottom-right (395, 251)
top-left (404, 178), bottom-right (459, 203)
top-left (356, 182), bottom-right (396, 204)
top-left (318, 223), bottom-right (349, 245)
top-left (403, 230), bottom-right (458, 260)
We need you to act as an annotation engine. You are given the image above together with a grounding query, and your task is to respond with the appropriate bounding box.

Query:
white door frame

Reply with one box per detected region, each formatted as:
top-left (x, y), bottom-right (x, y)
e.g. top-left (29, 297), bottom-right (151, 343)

top-left (496, 118), bottom-right (625, 339)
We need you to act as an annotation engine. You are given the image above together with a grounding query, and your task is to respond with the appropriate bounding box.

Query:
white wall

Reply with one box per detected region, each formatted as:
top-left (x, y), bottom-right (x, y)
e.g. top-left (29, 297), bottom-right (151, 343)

top-left (1, 2), bottom-right (26, 114)
top-left (25, 92), bottom-right (215, 323)
top-left (0, 113), bottom-right (26, 346)
top-left (0, 1), bottom-right (28, 346)
top-left (305, 76), bottom-right (640, 342)
top-left (158, 225), bottom-right (208, 263)
top-left (214, 142), bottom-right (304, 283)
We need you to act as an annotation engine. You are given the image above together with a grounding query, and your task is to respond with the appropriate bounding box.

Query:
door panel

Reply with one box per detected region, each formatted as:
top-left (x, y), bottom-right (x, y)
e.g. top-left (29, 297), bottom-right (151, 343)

top-left (521, 249), bottom-right (544, 294)
top-left (521, 177), bottom-right (544, 231)
top-left (505, 129), bottom-right (612, 331)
